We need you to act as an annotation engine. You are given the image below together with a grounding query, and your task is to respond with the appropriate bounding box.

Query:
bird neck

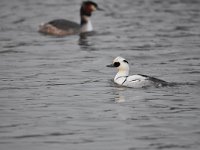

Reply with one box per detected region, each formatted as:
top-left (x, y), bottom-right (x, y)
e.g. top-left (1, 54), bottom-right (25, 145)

top-left (80, 16), bottom-right (93, 32)
top-left (115, 68), bottom-right (129, 80)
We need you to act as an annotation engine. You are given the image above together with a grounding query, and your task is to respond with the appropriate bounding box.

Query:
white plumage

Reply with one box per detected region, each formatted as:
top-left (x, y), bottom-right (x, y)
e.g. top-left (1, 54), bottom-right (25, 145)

top-left (107, 56), bottom-right (168, 88)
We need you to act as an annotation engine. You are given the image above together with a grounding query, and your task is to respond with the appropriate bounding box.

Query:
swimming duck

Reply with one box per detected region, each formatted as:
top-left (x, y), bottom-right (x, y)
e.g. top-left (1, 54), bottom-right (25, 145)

top-left (107, 56), bottom-right (168, 88)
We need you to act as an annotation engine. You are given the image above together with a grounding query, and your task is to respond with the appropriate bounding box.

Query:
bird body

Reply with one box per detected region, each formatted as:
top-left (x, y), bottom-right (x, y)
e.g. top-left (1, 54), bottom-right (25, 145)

top-left (38, 1), bottom-right (102, 36)
top-left (107, 56), bottom-right (168, 88)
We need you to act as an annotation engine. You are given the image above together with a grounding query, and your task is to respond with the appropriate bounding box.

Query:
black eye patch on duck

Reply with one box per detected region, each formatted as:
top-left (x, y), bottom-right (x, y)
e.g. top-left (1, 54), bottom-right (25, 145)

top-left (123, 60), bottom-right (129, 64)
top-left (114, 62), bottom-right (120, 67)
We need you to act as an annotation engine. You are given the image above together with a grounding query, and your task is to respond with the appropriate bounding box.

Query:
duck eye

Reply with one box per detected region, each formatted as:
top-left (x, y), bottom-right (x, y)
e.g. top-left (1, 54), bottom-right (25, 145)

top-left (114, 62), bottom-right (120, 67)
top-left (123, 60), bottom-right (128, 64)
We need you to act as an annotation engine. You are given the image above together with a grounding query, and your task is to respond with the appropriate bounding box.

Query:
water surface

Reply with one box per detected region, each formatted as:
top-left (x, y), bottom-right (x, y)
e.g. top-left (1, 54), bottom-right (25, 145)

top-left (0, 0), bottom-right (200, 150)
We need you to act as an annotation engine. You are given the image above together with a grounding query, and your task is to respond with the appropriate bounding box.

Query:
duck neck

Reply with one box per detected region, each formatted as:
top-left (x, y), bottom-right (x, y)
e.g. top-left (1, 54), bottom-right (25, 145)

top-left (80, 16), bottom-right (93, 32)
top-left (115, 69), bottom-right (129, 80)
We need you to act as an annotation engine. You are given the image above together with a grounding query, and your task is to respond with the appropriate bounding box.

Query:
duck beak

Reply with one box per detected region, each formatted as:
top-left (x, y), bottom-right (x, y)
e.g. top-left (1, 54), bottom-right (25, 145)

top-left (97, 7), bottom-right (104, 11)
top-left (106, 64), bottom-right (115, 68)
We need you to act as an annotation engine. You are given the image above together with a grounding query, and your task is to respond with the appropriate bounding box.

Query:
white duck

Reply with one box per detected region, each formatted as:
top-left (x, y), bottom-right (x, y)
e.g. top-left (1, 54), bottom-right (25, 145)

top-left (107, 56), bottom-right (168, 88)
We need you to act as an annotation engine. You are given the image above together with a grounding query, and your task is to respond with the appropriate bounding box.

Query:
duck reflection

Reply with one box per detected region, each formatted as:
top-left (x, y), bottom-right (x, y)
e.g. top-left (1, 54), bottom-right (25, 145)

top-left (115, 94), bottom-right (126, 103)
top-left (108, 80), bottom-right (127, 103)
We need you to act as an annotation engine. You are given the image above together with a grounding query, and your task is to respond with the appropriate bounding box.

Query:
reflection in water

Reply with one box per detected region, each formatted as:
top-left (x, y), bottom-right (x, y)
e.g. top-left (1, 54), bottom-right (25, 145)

top-left (108, 79), bottom-right (127, 103)
top-left (78, 31), bottom-right (96, 48)
top-left (115, 94), bottom-right (126, 103)
top-left (78, 33), bottom-right (91, 47)
top-left (113, 86), bottom-right (127, 103)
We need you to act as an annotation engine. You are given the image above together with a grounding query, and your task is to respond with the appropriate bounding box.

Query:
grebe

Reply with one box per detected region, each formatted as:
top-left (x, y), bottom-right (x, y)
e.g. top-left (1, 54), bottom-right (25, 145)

top-left (107, 56), bottom-right (168, 88)
top-left (39, 1), bottom-right (103, 36)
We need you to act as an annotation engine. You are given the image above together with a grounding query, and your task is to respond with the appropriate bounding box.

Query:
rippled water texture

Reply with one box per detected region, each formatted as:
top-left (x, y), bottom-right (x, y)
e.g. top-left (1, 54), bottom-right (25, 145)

top-left (0, 0), bottom-right (200, 150)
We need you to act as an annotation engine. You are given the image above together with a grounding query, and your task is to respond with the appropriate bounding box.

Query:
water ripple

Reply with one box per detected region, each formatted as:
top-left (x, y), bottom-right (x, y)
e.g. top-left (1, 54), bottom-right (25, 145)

top-left (0, 0), bottom-right (200, 150)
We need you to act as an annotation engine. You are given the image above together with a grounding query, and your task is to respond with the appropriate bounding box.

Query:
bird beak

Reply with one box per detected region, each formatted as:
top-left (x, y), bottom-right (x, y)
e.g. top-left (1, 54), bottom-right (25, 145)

top-left (106, 64), bottom-right (115, 68)
top-left (97, 7), bottom-right (104, 11)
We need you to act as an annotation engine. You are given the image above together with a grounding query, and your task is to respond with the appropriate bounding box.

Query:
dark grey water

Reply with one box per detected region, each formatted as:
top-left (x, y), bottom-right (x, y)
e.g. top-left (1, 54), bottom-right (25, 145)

top-left (0, 0), bottom-right (200, 150)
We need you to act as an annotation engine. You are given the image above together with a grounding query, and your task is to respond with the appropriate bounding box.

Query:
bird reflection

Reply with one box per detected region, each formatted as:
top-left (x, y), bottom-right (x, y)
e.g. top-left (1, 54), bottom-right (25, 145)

top-left (115, 94), bottom-right (126, 103)
top-left (78, 31), bottom-right (96, 48)
top-left (108, 80), bottom-right (127, 103)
